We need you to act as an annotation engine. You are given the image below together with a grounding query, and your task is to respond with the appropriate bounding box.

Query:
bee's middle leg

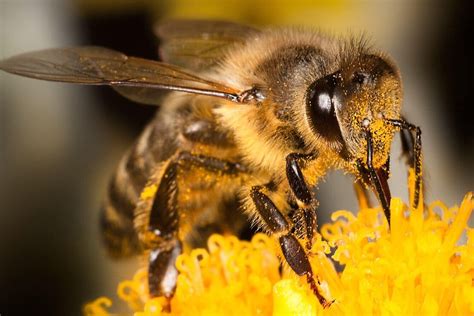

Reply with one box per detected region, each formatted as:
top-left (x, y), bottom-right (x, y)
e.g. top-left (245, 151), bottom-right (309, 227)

top-left (250, 186), bottom-right (330, 308)
top-left (286, 153), bottom-right (333, 307)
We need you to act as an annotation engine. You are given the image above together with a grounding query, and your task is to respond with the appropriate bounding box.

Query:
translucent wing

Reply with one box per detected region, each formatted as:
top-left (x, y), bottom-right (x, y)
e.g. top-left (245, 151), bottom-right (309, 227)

top-left (0, 47), bottom-right (240, 105)
top-left (157, 20), bottom-right (259, 72)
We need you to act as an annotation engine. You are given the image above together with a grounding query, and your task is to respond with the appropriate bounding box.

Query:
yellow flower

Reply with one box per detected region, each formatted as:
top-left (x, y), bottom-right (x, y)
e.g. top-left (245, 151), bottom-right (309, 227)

top-left (84, 172), bottom-right (473, 315)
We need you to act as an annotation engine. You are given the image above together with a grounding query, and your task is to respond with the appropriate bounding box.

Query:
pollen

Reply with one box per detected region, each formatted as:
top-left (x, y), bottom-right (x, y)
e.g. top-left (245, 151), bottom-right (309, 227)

top-left (84, 172), bottom-right (474, 315)
top-left (369, 119), bottom-right (394, 167)
top-left (140, 184), bottom-right (158, 200)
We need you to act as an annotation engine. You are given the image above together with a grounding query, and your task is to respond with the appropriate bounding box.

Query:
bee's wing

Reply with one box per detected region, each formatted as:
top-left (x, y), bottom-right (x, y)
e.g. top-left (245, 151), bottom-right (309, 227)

top-left (156, 20), bottom-right (259, 72)
top-left (0, 47), bottom-right (240, 105)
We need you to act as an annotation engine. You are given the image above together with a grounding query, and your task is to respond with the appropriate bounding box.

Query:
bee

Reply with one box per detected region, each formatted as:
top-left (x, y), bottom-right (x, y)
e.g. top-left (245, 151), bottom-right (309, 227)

top-left (0, 20), bottom-right (422, 308)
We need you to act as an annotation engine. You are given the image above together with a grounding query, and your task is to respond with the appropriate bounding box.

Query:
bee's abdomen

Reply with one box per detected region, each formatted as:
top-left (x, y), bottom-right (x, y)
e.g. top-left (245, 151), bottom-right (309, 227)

top-left (100, 206), bottom-right (141, 258)
top-left (100, 163), bottom-right (143, 257)
top-left (100, 121), bottom-right (178, 258)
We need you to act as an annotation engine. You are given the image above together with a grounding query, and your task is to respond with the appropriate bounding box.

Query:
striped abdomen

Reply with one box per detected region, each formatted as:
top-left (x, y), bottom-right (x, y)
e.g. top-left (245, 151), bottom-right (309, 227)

top-left (100, 117), bottom-right (178, 258)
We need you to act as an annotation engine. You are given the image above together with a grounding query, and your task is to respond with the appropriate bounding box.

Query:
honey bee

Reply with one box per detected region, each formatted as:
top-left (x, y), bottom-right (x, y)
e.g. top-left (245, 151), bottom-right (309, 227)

top-left (0, 20), bottom-right (422, 308)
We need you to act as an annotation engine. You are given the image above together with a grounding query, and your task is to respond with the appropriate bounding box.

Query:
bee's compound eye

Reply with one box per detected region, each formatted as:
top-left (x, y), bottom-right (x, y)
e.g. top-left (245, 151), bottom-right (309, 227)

top-left (317, 92), bottom-right (332, 112)
top-left (306, 74), bottom-right (344, 143)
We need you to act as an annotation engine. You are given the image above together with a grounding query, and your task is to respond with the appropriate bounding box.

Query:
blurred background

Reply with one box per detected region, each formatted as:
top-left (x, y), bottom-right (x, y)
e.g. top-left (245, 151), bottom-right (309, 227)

top-left (0, 0), bottom-right (472, 315)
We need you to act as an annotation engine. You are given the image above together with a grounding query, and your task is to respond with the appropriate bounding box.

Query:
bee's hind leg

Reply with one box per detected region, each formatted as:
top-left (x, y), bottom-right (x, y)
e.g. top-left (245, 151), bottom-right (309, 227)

top-left (145, 161), bottom-right (182, 304)
top-left (136, 151), bottom-right (247, 306)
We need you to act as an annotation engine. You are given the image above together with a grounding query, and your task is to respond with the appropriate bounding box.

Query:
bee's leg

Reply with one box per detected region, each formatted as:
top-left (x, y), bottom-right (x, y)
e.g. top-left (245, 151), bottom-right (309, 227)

top-left (285, 153), bottom-right (318, 248)
top-left (399, 121), bottom-right (423, 207)
top-left (400, 128), bottom-right (416, 166)
top-left (146, 161), bottom-right (182, 301)
top-left (386, 118), bottom-right (423, 208)
top-left (139, 151), bottom-right (246, 301)
top-left (250, 186), bottom-right (330, 308)
top-left (176, 151), bottom-right (246, 175)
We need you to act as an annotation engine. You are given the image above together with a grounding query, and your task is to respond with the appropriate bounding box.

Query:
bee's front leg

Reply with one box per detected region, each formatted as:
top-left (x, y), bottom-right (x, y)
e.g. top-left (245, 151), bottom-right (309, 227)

top-left (386, 117), bottom-right (423, 208)
top-left (285, 153), bottom-right (319, 249)
top-left (399, 121), bottom-right (423, 208)
top-left (250, 185), bottom-right (330, 308)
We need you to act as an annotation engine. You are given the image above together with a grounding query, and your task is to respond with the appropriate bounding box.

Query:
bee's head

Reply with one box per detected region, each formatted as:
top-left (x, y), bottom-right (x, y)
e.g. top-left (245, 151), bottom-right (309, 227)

top-left (305, 54), bottom-right (402, 168)
top-left (304, 53), bottom-right (403, 221)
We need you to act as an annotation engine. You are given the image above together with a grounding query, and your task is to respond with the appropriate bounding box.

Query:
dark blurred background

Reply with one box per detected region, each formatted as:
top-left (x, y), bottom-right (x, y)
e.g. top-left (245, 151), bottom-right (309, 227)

top-left (0, 1), bottom-right (472, 315)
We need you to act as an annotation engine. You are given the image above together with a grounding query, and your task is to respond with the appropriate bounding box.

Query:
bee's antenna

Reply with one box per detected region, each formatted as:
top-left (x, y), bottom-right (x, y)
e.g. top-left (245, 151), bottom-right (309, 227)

top-left (385, 119), bottom-right (422, 208)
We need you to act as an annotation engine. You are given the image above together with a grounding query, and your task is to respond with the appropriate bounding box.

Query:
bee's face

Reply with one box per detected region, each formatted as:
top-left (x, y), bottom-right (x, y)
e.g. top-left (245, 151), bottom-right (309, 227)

top-left (306, 54), bottom-right (402, 167)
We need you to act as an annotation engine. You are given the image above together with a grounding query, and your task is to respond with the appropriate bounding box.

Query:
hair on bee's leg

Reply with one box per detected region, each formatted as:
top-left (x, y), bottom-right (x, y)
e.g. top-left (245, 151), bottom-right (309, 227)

top-left (250, 186), bottom-right (331, 308)
top-left (288, 204), bottom-right (317, 248)
top-left (176, 151), bottom-right (246, 175)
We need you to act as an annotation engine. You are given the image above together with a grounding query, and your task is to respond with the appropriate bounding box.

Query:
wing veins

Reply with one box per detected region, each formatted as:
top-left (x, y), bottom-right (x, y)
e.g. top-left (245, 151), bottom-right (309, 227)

top-left (0, 47), bottom-right (243, 103)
